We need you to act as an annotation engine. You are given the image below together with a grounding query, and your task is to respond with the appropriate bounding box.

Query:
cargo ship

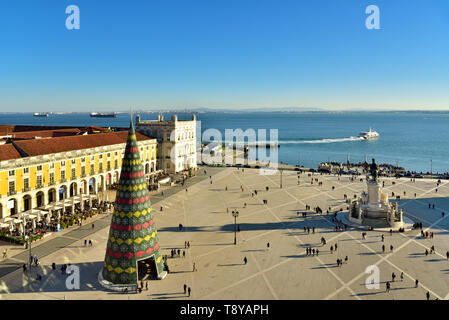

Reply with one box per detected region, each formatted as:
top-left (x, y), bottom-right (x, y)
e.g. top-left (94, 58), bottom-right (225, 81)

top-left (90, 112), bottom-right (117, 118)
top-left (33, 112), bottom-right (49, 117)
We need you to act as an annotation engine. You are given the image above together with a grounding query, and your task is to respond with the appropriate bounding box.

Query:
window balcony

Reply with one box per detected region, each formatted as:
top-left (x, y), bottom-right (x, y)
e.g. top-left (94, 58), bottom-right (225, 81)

top-left (36, 184), bottom-right (43, 189)
top-left (23, 187), bottom-right (30, 192)
top-left (8, 190), bottom-right (16, 196)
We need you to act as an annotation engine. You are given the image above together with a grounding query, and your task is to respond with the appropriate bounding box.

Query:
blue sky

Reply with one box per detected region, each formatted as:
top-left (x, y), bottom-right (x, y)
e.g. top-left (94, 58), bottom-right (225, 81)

top-left (0, 0), bottom-right (449, 111)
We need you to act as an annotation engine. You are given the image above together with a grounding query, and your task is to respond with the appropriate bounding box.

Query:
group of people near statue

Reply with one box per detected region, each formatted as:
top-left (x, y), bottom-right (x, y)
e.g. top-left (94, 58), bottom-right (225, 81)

top-left (306, 247), bottom-right (319, 256)
top-left (336, 257), bottom-right (348, 267)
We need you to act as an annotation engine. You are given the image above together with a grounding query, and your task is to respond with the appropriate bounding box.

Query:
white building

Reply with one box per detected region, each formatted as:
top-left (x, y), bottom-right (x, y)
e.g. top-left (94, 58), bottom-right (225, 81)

top-left (136, 114), bottom-right (197, 174)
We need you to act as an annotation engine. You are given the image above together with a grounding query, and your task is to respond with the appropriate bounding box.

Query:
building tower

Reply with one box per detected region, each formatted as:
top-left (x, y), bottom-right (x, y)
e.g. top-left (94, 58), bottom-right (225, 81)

top-left (99, 121), bottom-right (166, 290)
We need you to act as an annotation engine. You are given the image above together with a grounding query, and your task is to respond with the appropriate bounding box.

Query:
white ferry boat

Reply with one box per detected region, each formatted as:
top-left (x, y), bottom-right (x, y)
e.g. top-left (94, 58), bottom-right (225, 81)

top-left (359, 128), bottom-right (379, 140)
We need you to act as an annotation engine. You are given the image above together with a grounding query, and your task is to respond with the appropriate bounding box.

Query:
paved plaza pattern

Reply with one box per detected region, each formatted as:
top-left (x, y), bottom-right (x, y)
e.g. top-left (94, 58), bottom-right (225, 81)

top-left (1, 167), bottom-right (449, 300)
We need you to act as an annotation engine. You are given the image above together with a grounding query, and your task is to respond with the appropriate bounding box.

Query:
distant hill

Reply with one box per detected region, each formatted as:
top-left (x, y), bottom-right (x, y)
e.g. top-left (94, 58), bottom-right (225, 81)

top-left (135, 107), bottom-right (326, 113)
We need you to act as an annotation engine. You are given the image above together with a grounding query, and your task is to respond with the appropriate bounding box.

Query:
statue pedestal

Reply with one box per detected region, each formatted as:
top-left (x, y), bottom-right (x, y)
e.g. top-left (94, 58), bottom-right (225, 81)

top-left (365, 180), bottom-right (385, 219)
top-left (367, 180), bottom-right (380, 204)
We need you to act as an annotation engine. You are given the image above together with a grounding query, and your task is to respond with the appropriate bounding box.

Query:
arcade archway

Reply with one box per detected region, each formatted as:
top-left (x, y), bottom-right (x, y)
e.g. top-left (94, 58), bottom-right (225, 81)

top-left (36, 191), bottom-right (45, 207)
top-left (59, 185), bottom-right (67, 201)
top-left (23, 195), bottom-right (32, 212)
top-left (48, 188), bottom-right (57, 204)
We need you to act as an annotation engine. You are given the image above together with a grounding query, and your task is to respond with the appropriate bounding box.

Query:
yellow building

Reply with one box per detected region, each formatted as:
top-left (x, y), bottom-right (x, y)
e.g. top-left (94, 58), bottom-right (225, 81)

top-left (0, 131), bottom-right (157, 218)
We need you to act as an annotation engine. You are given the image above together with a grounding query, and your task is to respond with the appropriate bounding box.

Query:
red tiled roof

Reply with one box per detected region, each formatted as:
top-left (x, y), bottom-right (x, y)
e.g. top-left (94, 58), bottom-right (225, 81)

top-left (79, 126), bottom-right (110, 133)
top-left (13, 131), bottom-right (153, 157)
top-left (9, 128), bottom-right (81, 140)
top-left (0, 144), bottom-right (22, 161)
top-left (0, 125), bottom-right (78, 135)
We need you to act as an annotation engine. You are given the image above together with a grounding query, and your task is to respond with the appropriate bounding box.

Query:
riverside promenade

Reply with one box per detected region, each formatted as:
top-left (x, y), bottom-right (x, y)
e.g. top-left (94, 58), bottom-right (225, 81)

top-left (1, 166), bottom-right (449, 300)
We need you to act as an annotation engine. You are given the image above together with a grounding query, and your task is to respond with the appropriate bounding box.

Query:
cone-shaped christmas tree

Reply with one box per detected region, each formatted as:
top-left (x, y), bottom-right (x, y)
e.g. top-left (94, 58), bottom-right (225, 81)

top-left (101, 121), bottom-right (165, 285)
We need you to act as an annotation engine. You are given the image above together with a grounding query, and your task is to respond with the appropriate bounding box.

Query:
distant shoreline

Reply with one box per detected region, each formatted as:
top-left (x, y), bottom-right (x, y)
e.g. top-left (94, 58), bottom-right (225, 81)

top-left (2, 110), bottom-right (449, 114)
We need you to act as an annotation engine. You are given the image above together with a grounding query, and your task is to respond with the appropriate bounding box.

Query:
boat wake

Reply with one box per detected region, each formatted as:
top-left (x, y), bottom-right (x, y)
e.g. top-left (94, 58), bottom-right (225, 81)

top-left (281, 136), bottom-right (365, 144)
top-left (204, 136), bottom-right (365, 147)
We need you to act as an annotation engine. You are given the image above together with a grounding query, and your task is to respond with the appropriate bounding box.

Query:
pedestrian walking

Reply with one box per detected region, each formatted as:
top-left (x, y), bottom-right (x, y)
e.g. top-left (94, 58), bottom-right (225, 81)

top-left (2, 249), bottom-right (6, 258)
top-left (184, 284), bottom-right (187, 294)
top-left (146, 281), bottom-right (148, 291)
top-left (84, 239), bottom-right (87, 246)
top-left (386, 282), bottom-right (390, 293)
top-left (400, 272), bottom-right (404, 282)
top-left (188, 287), bottom-right (191, 297)
top-left (426, 291), bottom-right (430, 300)
top-left (335, 243), bottom-right (338, 251)
top-left (92, 223), bottom-right (94, 229)
top-left (382, 245), bottom-right (385, 253)
top-left (390, 245), bottom-right (394, 252)
top-left (381, 235), bottom-right (384, 242)
top-left (345, 256), bottom-right (348, 263)
top-left (244, 256), bottom-right (247, 265)
top-left (415, 279), bottom-right (419, 288)
top-left (267, 242), bottom-right (270, 250)
top-left (392, 272), bottom-right (396, 282)
top-left (193, 263), bottom-right (197, 272)
top-left (330, 246), bottom-right (334, 254)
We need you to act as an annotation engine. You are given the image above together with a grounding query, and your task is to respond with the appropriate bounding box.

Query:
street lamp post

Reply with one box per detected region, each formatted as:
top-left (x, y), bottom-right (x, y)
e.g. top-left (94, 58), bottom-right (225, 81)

top-left (24, 230), bottom-right (32, 272)
top-left (232, 210), bottom-right (239, 245)
top-left (280, 169), bottom-right (283, 189)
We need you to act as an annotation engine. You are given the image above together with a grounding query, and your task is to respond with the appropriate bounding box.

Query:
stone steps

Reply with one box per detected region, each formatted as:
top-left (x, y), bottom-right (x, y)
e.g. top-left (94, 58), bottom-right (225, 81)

top-left (362, 217), bottom-right (390, 228)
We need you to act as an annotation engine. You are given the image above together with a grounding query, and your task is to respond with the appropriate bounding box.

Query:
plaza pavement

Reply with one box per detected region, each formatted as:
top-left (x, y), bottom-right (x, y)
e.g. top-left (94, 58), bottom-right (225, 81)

top-left (1, 166), bottom-right (449, 300)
